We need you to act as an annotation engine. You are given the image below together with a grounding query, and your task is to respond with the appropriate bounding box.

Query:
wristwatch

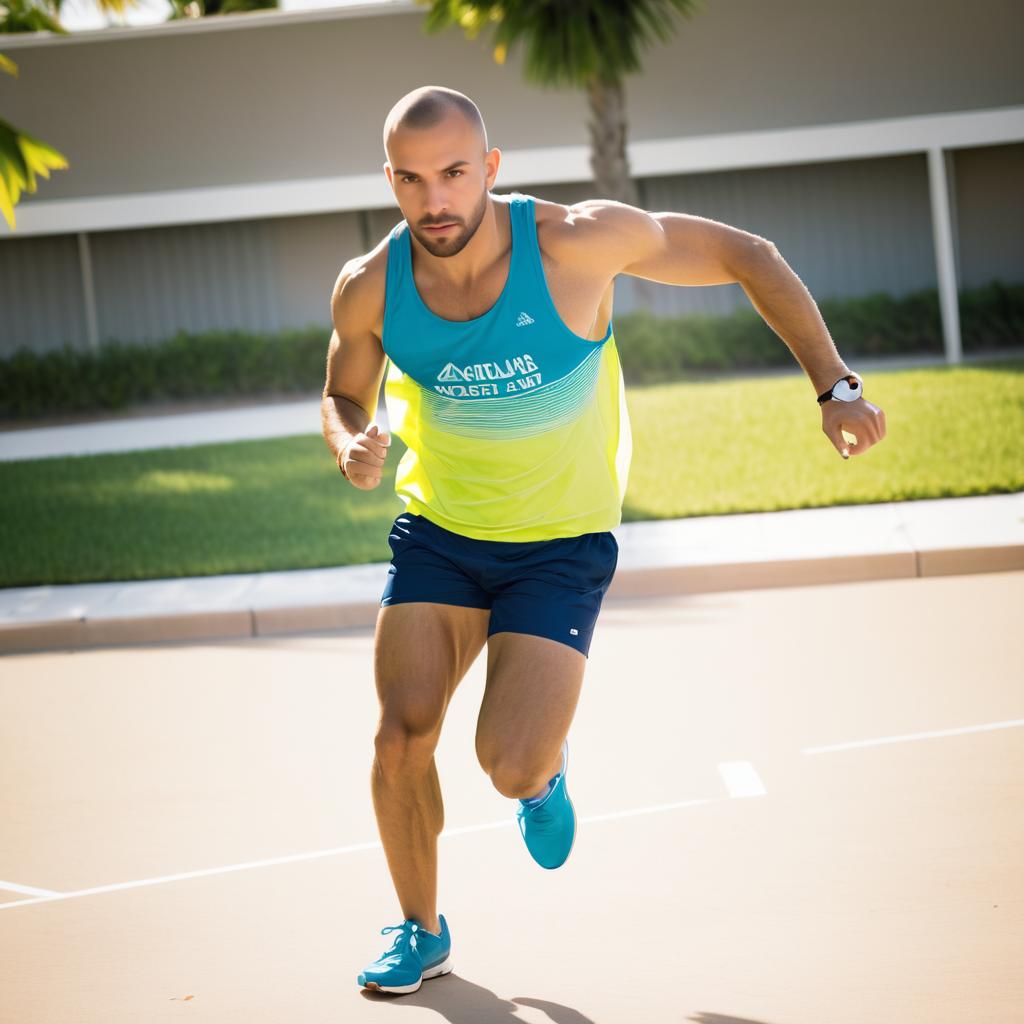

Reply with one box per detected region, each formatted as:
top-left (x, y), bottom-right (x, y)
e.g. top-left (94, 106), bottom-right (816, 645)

top-left (817, 371), bottom-right (864, 405)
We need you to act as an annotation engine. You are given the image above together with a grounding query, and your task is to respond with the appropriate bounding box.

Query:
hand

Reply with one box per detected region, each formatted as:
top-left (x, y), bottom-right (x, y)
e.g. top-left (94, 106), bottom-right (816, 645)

top-left (821, 396), bottom-right (886, 459)
top-left (338, 422), bottom-right (391, 489)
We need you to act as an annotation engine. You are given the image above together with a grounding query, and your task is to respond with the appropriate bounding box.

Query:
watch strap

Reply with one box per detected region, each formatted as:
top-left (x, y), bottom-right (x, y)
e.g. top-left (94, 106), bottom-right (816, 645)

top-left (817, 372), bottom-right (862, 404)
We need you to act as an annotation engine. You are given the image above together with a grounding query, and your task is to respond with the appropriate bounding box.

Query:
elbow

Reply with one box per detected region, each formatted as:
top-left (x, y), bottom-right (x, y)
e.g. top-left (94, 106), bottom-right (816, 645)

top-left (750, 236), bottom-right (779, 261)
top-left (738, 237), bottom-right (780, 280)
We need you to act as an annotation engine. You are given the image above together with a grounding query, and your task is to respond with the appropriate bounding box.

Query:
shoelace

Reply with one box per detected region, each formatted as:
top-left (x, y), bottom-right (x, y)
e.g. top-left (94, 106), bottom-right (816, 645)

top-left (379, 920), bottom-right (424, 956)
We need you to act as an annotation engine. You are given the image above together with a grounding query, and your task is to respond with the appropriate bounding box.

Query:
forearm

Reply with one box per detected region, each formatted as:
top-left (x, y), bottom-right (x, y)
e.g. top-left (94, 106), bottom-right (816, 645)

top-left (737, 246), bottom-right (851, 397)
top-left (321, 394), bottom-right (371, 463)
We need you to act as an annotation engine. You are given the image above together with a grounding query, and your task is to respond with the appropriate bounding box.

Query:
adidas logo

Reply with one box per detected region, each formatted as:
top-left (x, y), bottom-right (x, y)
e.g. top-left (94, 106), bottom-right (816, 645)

top-left (515, 311), bottom-right (535, 327)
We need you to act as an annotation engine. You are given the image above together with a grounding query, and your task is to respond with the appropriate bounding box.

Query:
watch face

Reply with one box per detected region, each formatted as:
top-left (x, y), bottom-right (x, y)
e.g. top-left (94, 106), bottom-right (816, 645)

top-left (833, 375), bottom-right (862, 401)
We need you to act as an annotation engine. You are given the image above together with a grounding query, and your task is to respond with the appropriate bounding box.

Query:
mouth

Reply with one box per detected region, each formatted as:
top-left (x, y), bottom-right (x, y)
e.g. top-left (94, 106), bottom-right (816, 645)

top-left (423, 223), bottom-right (457, 233)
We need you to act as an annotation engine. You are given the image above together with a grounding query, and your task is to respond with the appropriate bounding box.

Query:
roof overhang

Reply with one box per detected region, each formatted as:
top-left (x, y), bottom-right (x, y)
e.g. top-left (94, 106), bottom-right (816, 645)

top-left (0, 0), bottom-right (420, 49)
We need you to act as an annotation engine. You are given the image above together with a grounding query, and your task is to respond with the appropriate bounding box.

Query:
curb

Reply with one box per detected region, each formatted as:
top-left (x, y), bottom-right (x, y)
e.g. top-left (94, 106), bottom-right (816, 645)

top-left (2, 494), bottom-right (1022, 655)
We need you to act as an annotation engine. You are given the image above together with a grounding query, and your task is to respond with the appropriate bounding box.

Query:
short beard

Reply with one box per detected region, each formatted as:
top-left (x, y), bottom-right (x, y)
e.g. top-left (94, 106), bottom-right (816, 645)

top-left (410, 189), bottom-right (489, 257)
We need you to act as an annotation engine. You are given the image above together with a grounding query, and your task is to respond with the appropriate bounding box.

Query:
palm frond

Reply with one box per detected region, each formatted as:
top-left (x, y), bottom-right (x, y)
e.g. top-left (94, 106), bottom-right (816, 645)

top-left (0, 118), bottom-right (68, 229)
top-left (418, 0), bottom-right (704, 86)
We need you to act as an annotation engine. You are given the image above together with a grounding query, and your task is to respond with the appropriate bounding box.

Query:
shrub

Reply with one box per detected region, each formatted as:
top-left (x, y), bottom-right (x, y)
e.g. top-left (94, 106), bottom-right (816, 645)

top-left (0, 282), bottom-right (1020, 418)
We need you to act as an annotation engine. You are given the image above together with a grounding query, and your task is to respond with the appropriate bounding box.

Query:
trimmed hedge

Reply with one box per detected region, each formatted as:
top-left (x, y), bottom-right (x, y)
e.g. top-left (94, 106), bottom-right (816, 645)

top-left (1, 280), bottom-right (1021, 418)
top-left (615, 280), bottom-right (1022, 385)
top-left (0, 325), bottom-right (329, 419)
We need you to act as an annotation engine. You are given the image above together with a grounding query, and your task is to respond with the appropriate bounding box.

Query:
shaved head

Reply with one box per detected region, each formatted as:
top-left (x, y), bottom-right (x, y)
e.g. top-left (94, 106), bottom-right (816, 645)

top-left (383, 86), bottom-right (488, 161)
top-left (381, 85), bottom-right (499, 259)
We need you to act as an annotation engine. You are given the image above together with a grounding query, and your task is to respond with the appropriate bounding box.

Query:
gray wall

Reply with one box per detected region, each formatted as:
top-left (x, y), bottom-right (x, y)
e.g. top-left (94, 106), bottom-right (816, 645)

top-left (954, 141), bottom-right (1024, 289)
top-left (0, 0), bottom-right (1020, 202)
top-left (2, 142), bottom-right (1020, 355)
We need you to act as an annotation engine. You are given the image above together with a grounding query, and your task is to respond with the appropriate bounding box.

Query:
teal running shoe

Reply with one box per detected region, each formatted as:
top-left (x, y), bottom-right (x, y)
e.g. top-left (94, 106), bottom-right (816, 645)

top-left (516, 738), bottom-right (576, 869)
top-left (356, 914), bottom-right (453, 994)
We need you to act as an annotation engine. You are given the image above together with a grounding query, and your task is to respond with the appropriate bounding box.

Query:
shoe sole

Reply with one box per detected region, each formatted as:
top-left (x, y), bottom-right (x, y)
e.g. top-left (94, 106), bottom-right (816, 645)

top-left (359, 954), bottom-right (454, 994)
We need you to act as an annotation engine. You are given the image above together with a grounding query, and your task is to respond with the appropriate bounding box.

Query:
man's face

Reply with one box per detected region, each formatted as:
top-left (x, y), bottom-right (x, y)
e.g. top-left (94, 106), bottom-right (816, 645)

top-left (384, 111), bottom-right (498, 258)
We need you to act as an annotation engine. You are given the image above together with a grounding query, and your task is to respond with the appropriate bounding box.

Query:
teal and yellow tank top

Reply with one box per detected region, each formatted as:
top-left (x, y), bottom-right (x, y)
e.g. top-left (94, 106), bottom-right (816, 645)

top-left (381, 192), bottom-right (632, 542)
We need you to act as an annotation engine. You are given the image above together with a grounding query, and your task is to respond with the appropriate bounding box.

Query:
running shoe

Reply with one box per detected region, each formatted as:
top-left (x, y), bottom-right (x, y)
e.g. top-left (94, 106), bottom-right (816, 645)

top-left (516, 738), bottom-right (576, 869)
top-left (356, 914), bottom-right (453, 994)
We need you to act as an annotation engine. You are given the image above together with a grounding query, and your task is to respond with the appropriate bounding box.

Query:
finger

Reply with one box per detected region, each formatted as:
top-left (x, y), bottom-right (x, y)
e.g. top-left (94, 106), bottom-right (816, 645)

top-left (351, 446), bottom-right (385, 469)
top-left (825, 425), bottom-right (851, 459)
top-left (365, 422), bottom-right (391, 443)
top-left (350, 456), bottom-right (385, 479)
top-left (365, 423), bottom-right (391, 453)
top-left (362, 439), bottom-right (389, 459)
top-left (348, 469), bottom-right (379, 488)
top-left (861, 403), bottom-right (884, 443)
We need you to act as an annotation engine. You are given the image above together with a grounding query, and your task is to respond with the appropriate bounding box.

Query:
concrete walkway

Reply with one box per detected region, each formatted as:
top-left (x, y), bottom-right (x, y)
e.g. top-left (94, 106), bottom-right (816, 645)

top-left (2, 492), bottom-right (1021, 654)
top-left (0, 394), bottom-right (337, 462)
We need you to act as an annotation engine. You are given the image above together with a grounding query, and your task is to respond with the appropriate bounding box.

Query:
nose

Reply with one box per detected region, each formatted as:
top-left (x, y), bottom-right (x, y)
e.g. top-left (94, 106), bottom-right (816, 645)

top-left (423, 182), bottom-right (452, 221)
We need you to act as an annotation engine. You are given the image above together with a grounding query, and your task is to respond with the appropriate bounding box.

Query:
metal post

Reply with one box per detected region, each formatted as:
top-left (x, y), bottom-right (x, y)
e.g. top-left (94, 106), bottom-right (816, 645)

top-left (926, 147), bottom-right (962, 365)
top-left (77, 231), bottom-right (100, 352)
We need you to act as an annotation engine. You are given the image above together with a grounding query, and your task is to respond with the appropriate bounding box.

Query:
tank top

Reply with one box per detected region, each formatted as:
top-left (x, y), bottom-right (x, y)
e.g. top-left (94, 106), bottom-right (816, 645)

top-left (381, 191), bottom-right (632, 542)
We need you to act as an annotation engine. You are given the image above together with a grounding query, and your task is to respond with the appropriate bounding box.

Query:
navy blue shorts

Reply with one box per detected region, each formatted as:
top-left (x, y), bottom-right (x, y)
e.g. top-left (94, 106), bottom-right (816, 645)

top-left (380, 512), bottom-right (619, 657)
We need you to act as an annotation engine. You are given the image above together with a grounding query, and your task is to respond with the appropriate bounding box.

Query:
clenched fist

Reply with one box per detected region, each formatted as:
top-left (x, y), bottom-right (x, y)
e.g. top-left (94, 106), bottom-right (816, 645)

top-left (821, 396), bottom-right (887, 459)
top-left (338, 422), bottom-right (391, 490)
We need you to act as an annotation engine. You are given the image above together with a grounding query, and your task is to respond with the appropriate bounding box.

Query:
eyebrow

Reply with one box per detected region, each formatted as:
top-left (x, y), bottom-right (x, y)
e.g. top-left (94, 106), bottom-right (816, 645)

top-left (392, 160), bottom-right (471, 177)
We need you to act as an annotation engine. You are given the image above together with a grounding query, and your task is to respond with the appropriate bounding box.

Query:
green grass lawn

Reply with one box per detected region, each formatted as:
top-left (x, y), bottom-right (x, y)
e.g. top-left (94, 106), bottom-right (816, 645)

top-left (2, 360), bottom-right (1021, 588)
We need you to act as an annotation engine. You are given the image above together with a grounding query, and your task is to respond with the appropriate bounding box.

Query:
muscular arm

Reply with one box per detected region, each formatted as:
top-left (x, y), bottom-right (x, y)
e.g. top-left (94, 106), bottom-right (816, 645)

top-left (560, 198), bottom-right (885, 456)
top-left (320, 258), bottom-right (388, 472)
top-left (564, 200), bottom-right (852, 397)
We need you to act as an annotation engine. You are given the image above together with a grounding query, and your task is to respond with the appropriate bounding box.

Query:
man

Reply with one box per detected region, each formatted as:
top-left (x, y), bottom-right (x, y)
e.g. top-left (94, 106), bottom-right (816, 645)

top-left (321, 85), bottom-right (887, 996)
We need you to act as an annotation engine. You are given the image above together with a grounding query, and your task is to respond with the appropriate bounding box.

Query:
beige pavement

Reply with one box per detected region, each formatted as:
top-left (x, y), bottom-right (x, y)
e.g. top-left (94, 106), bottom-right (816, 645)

top-left (1, 570), bottom-right (1022, 1023)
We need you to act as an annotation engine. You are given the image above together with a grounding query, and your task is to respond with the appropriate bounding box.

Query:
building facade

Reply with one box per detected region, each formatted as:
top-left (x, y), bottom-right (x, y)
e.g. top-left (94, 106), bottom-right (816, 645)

top-left (1, 0), bottom-right (1022, 360)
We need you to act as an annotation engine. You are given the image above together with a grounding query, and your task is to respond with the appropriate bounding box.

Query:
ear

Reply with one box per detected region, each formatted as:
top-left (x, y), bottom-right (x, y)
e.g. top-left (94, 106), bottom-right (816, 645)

top-left (485, 147), bottom-right (501, 190)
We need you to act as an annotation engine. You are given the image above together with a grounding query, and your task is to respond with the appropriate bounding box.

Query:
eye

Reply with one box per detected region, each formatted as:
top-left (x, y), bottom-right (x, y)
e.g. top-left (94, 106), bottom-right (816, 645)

top-left (401, 175), bottom-right (418, 184)
top-left (447, 169), bottom-right (463, 177)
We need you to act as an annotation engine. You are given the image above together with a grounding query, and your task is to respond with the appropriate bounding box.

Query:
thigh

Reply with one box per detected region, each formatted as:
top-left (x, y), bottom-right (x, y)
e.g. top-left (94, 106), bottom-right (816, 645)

top-left (485, 530), bottom-right (619, 659)
top-left (381, 512), bottom-right (492, 613)
top-left (374, 602), bottom-right (490, 739)
top-left (475, 630), bottom-right (586, 776)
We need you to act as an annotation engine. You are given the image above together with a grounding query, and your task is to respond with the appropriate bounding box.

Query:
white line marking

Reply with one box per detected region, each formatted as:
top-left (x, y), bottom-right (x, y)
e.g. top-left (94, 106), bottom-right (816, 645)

top-left (801, 717), bottom-right (1024, 754)
top-left (584, 797), bottom-right (717, 823)
top-left (0, 791), bottom-right (744, 911)
top-left (717, 761), bottom-right (767, 798)
top-left (0, 880), bottom-right (61, 897)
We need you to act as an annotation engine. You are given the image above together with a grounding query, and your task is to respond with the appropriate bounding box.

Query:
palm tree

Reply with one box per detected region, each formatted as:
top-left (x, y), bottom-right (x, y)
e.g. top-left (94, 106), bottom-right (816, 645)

top-left (417, 0), bottom-right (705, 204)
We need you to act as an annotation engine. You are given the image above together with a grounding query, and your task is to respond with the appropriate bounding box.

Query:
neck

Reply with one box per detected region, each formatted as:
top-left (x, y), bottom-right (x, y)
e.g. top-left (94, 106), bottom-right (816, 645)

top-left (411, 193), bottom-right (509, 289)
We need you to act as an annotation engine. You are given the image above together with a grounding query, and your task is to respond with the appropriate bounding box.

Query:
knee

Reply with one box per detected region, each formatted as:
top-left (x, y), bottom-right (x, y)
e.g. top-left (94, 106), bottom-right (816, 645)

top-left (373, 719), bottom-right (441, 778)
top-left (486, 754), bottom-right (551, 800)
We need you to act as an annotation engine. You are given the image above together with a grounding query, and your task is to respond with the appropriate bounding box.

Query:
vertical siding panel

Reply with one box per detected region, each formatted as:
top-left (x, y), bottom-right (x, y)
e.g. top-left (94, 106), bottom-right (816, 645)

top-left (953, 142), bottom-right (1024, 290)
top-left (0, 234), bottom-right (86, 355)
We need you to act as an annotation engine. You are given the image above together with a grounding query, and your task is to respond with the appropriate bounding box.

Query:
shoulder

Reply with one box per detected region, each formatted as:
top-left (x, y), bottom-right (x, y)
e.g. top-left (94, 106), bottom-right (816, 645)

top-left (528, 195), bottom-right (662, 275)
top-left (330, 225), bottom-right (399, 334)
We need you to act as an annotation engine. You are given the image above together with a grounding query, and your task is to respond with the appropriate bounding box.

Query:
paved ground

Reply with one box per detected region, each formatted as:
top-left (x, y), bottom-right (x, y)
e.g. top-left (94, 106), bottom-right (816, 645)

top-left (1, 569), bottom-right (1021, 1023)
